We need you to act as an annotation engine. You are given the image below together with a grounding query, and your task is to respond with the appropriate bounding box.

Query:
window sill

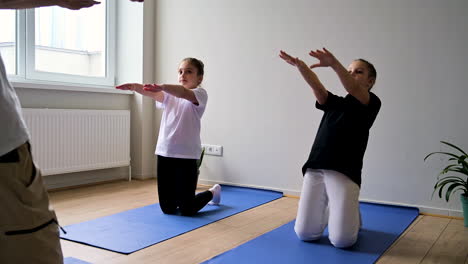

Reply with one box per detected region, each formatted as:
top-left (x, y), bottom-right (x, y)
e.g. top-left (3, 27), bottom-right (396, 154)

top-left (11, 80), bottom-right (133, 95)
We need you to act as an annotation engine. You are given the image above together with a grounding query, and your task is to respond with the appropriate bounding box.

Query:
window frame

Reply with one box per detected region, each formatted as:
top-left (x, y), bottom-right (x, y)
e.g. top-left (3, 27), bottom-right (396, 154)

top-left (6, 2), bottom-right (116, 88)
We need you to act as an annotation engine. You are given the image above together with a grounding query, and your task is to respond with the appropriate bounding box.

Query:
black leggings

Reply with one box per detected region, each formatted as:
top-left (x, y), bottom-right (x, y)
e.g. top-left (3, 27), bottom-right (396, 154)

top-left (157, 155), bottom-right (213, 216)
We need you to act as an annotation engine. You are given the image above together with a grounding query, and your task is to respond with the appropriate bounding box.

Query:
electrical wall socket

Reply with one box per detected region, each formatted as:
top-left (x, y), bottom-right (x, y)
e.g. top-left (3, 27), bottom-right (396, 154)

top-left (202, 144), bottom-right (223, 156)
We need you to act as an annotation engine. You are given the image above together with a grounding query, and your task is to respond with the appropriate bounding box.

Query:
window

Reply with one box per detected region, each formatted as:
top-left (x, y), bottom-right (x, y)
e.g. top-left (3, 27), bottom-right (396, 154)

top-left (0, 1), bottom-right (115, 87)
top-left (0, 9), bottom-right (16, 75)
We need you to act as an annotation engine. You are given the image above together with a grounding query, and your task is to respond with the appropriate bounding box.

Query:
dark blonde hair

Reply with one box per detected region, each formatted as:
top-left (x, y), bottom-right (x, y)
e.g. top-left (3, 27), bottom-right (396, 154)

top-left (181, 57), bottom-right (204, 76)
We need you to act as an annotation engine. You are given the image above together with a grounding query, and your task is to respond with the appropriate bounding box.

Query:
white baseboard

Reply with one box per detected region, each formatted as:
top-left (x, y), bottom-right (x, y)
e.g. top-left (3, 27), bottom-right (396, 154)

top-left (44, 167), bottom-right (129, 190)
top-left (199, 179), bottom-right (464, 218)
top-left (132, 174), bottom-right (156, 180)
top-left (360, 198), bottom-right (463, 218)
top-left (198, 179), bottom-right (300, 197)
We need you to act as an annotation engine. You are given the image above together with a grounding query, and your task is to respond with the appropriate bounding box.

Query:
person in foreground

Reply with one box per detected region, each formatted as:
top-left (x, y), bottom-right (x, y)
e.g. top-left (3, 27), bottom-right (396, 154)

top-left (0, 1), bottom-right (142, 263)
top-left (116, 58), bottom-right (221, 216)
top-left (279, 48), bottom-right (381, 248)
top-left (0, 0), bottom-right (143, 9)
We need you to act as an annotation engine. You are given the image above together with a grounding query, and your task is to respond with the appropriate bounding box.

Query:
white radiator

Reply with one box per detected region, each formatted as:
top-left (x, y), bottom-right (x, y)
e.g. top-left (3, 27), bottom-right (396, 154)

top-left (22, 108), bottom-right (130, 177)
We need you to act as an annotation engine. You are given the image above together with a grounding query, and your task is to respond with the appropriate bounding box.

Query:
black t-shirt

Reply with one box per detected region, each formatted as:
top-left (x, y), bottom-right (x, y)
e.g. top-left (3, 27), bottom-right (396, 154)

top-left (302, 91), bottom-right (381, 187)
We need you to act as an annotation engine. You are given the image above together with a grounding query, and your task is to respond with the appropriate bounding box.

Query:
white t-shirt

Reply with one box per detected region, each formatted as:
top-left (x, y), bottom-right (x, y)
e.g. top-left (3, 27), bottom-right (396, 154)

top-left (0, 54), bottom-right (29, 156)
top-left (155, 87), bottom-right (208, 159)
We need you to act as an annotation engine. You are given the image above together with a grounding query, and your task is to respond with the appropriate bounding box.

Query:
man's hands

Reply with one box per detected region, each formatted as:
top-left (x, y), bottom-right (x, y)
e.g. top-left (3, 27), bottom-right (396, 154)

top-left (0, 0), bottom-right (142, 10)
top-left (56, 0), bottom-right (142, 10)
top-left (56, 0), bottom-right (100, 10)
top-left (0, 0), bottom-right (99, 9)
top-left (57, 0), bottom-right (141, 10)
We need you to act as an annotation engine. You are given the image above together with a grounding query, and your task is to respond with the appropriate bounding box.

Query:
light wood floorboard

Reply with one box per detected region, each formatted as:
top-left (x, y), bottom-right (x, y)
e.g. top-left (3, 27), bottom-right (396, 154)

top-left (48, 179), bottom-right (467, 264)
top-left (420, 218), bottom-right (468, 264)
top-left (376, 216), bottom-right (450, 264)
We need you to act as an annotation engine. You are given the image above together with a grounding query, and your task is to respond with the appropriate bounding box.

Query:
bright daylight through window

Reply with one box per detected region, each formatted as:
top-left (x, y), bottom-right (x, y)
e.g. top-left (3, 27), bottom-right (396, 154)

top-left (0, 1), bottom-right (114, 87)
top-left (0, 9), bottom-right (16, 75)
top-left (35, 3), bottom-right (106, 77)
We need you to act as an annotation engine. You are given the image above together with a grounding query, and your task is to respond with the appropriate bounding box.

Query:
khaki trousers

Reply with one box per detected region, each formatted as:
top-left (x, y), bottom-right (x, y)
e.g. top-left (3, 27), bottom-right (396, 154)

top-left (0, 143), bottom-right (63, 264)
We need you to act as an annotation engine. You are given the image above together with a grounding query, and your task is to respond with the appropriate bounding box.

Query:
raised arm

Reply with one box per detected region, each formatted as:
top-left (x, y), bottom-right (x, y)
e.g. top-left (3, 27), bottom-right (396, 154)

top-left (0, 0), bottom-right (141, 10)
top-left (279, 50), bottom-right (328, 105)
top-left (116, 83), bottom-right (164, 102)
top-left (0, 0), bottom-right (100, 9)
top-left (309, 48), bottom-right (370, 105)
top-left (144, 84), bottom-right (199, 105)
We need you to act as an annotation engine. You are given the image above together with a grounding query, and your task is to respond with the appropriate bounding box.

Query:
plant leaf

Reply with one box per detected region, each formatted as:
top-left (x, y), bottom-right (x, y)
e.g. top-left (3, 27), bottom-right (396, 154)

top-left (441, 141), bottom-right (468, 156)
top-left (438, 164), bottom-right (464, 176)
top-left (424, 151), bottom-right (461, 161)
top-left (431, 187), bottom-right (438, 199)
top-left (436, 180), bottom-right (463, 199)
top-left (435, 177), bottom-right (465, 188)
top-left (436, 176), bottom-right (466, 183)
top-left (445, 182), bottom-right (464, 202)
top-left (427, 141), bottom-right (468, 200)
top-left (438, 183), bottom-right (444, 199)
top-left (449, 187), bottom-right (465, 199)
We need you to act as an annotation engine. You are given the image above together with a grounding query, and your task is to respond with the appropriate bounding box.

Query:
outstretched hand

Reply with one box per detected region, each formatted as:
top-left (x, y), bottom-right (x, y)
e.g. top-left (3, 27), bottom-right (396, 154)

top-left (57, 0), bottom-right (101, 10)
top-left (57, 0), bottom-right (141, 11)
top-left (279, 50), bottom-right (299, 66)
top-left (143, 84), bottom-right (163, 93)
top-left (279, 50), bottom-right (329, 104)
top-left (308, 48), bottom-right (338, 69)
top-left (115, 83), bottom-right (142, 91)
top-left (279, 50), bottom-right (309, 69)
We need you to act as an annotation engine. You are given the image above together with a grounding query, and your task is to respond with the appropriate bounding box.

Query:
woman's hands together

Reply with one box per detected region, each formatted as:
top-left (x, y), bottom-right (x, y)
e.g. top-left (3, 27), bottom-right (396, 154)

top-left (115, 83), bottom-right (163, 93)
top-left (143, 84), bottom-right (163, 92)
top-left (115, 83), bottom-right (142, 91)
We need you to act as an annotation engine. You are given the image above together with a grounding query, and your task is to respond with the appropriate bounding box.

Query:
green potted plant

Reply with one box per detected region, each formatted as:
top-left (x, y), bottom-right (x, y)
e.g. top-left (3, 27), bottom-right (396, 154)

top-left (424, 141), bottom-right (468, 227)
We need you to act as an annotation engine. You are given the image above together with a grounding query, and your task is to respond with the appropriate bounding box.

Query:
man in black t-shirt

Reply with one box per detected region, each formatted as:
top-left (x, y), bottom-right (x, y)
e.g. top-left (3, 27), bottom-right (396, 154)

top-left (279, 48), bottom-right (380, 248)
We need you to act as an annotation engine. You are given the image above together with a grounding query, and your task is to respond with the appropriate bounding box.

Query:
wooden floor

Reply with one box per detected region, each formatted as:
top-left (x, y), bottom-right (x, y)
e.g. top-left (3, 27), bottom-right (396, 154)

top-left (49, 179), bottom-right (468, 264)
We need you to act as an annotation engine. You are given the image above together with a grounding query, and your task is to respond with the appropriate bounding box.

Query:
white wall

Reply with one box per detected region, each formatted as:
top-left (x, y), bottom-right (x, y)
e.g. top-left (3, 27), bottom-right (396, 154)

top-left (153, 0), bottom-right (468, 216)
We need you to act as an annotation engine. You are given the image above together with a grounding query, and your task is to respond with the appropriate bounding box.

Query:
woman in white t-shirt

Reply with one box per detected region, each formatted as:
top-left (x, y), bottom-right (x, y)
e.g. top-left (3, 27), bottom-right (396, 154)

top-left (117, 58), bottom-right (221, 215)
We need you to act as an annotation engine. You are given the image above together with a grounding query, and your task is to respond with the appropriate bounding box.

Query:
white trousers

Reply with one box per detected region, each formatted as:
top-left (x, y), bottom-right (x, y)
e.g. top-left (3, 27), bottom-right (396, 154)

top-left (294, 169), bottom-right (361, 248)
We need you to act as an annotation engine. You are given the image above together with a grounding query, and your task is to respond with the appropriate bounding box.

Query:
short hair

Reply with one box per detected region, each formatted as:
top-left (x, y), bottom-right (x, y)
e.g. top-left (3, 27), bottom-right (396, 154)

top-left (355, 58), bottom-right (377, 89)
top-left (355, 58), bottom-right (376, 80)
top-left (181, 57), bottom-right (204, 76)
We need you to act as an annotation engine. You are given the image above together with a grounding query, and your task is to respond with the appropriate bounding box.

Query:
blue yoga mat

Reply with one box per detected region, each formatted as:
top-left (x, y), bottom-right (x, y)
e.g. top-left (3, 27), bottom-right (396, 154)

top-left (64, 257), bottom-right (92, 264)
top-left (60, 185), bottom-right (282, 254)
top-left (203, 202), bottom-right (419, 264)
